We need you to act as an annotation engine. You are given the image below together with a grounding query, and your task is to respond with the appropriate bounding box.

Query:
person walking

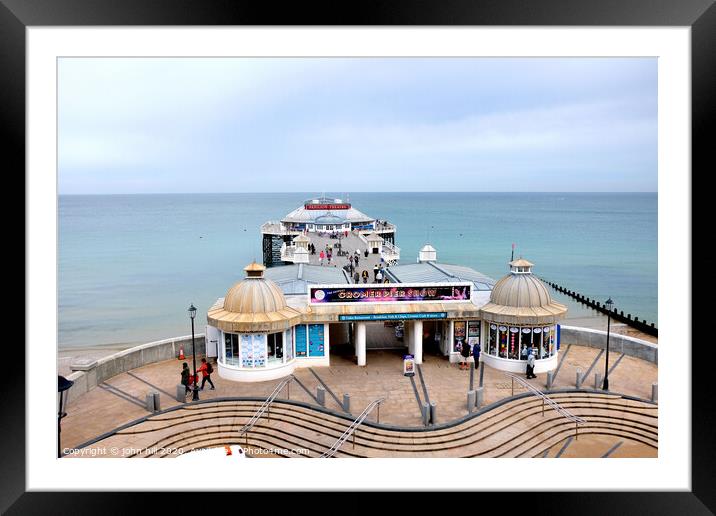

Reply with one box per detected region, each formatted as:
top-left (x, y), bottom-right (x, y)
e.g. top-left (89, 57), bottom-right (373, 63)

top-left (353, 271), bottom-right (360, 283)
top-left (349, 254), bottom-right (354, 266)
top-left (460, 341), bottom-right (472, 370)
top-left (180, 362), bottom-right (191, 396)
top-left (526, 349), bottom-right (537, 379)
top-left (373, 264), bottom-right (379, 281)
top-left (355, 255), bottom-right (359, 268)
top-left (472, 341), bottom-right (481, 371)
top-left (376, 269), bottom-right (383, 283)
top-left (319, 250), bottom-right (325, 265)
top-left (361, 269), bottom-right (369, 284)
top-left (198, 357), bottom-right (216, 390)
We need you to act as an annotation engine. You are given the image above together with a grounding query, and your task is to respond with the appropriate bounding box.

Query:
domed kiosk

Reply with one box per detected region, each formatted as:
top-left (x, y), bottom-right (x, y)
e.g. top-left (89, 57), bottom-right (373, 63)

top-left (479, 259), bottom-right (567, 374)
top-left (207, 262), bottom-right (303, 382)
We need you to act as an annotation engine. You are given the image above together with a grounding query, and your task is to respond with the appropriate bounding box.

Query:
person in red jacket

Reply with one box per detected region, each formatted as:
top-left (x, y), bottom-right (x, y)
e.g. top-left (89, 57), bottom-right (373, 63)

top-left (198, 358), bottom-right (215, 390)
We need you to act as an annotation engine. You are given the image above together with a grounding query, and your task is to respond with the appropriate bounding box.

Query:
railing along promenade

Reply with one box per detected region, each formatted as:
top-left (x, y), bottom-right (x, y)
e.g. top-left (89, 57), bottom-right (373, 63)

top-left (238, 375), bottom-right (296, 445)
top-left (503, 372), bottom-right (586, 439)
top-left (320, 398), bottom-right (386, 458)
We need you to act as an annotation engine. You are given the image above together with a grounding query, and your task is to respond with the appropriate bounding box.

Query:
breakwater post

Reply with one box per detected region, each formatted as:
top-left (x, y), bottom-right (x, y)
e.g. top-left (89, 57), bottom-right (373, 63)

top-left (541, 279), bottom-right (657, 337)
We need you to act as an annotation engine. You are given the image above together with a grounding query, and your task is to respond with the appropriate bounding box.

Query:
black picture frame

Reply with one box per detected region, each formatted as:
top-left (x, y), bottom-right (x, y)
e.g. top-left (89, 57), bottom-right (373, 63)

top-left (4, 0), bottom-right (712, 512)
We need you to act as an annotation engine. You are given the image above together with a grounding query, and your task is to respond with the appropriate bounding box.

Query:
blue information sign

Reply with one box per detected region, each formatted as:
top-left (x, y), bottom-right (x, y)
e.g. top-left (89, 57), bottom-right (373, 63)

top-left (556, 324), bottom-right (561, 350)
top-left (308, 324), bottom-right (325, 356)
top-left (295, 325), bottom-right (307, 357)
top-left (339, 312), bottom-right (447, 322)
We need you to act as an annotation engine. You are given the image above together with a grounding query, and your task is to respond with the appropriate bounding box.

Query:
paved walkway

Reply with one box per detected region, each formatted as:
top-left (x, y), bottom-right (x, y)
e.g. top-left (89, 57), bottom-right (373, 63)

top-left (61, 344), bottom-right (657, 452)
top-left (303, 231), bottom-right (387, 282)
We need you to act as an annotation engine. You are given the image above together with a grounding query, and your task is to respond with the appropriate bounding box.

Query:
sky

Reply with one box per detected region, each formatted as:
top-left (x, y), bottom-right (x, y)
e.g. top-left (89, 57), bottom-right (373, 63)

top-left (58, 57), bottom-right (657, 194)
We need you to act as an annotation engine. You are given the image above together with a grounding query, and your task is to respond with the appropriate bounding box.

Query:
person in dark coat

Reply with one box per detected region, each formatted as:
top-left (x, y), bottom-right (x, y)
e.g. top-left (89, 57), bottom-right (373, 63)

top-left (181, 362), bottom-right (191, 395)
top-left (353, 271), bottom-right (360, 283)
top-left (472, 341), bottom-right (481, 371)
top-left (460, 341), bottom-right (471, 370)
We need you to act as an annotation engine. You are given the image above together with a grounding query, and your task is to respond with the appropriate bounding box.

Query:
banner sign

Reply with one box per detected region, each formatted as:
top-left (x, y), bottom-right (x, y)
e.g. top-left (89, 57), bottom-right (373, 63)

top-left (310, 284), bottom-right (471, 304)
top-left (339, 312), bottom-right (447, 322)
top-left (304, 203), bottom-right (351, 210)
top-left (403, 355), bottom-right (415, 376)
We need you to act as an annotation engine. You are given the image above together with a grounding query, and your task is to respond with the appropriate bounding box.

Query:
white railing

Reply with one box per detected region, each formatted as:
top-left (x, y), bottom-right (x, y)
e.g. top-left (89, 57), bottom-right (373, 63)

top-left (239, 375), bottom-right (295, 444)
top-left (381, 241), bottom-right (400, 264)
top-left (373, 222), bottom-right (396, 233)
top-left (503, 372), bottom-right (586, 436)
top-left (261, 221), bottom-right (302, 236)
top-left (320, 397), bottom-right (386, 458)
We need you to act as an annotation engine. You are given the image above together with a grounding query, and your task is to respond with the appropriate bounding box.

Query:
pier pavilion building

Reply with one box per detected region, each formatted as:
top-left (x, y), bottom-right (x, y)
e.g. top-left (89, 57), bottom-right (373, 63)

top-left (205, 248), bottom-right (567, 382)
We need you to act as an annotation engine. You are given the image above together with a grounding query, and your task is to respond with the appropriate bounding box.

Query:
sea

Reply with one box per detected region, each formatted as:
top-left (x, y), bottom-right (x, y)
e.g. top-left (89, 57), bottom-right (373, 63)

top-left (58, 192), bottom-right (657, 349)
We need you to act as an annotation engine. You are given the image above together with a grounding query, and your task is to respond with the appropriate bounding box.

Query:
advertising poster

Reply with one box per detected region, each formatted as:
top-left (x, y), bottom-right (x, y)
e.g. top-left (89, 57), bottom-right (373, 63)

top-left (468, 321), bottom-right (480, 346)
top-left (240, 334), bottom-right (252, 368)
top-left (295, 325), bottom-right (307, 357)
top-left (308, 324), bottom-right (325, 356)
top-left (252, 334), bottom-right (266, 367)
top-left (403, 354), bottom-right (415, 376)
top-left (454, 320), bottom-right (466, 352)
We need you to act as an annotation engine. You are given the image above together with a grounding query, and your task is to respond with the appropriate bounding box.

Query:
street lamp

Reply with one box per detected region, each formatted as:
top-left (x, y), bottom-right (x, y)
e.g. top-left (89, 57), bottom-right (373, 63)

top-left (188, 303), bottom-right (199, 401)
top-left (602, 297), bottom-right (614, 391)
top-left (58, 375), bottom-right (74, 458)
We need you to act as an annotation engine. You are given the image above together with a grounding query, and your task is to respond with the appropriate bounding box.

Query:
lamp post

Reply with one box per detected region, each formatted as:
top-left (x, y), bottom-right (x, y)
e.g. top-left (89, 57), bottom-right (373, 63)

top-left (188, 303), bottom-right (200, 401)
top-left (58, 375), bottom-right (74, 458)
top-left (602, 297), bottom-right (614, 391)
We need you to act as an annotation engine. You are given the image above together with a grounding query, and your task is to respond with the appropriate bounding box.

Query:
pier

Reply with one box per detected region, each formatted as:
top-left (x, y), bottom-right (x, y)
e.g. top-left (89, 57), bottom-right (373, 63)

top-left (261, 196), bottom-right (399, 268)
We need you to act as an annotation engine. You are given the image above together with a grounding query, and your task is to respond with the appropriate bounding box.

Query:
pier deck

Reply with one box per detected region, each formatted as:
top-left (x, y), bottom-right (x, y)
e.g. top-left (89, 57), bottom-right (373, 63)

top-left (298, 232), bottom-right (389, 283)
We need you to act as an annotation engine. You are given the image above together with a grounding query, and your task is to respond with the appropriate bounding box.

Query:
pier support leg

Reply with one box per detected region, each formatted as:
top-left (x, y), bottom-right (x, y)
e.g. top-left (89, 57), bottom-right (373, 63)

top-left (595, 373), bottom-right (602, 390)
top-left (546, 371), bottom-right (554, 390)
top-left (576, 369), bottom-right (583, 389)
top-left (467, 390), bottom-right (476, 413)
top-left (651, 383), bottom-right (658, 403)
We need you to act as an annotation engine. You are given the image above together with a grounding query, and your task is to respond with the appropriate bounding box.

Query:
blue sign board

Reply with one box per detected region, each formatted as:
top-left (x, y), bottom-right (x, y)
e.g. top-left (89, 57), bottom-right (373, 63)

top-left (308, 324), bottom-right (325, 357)
top-left (295, 325), bottom-right (307, 357)
top-left (339, 312), bottom-right (447, 322)
top-left (556, 324), bottom-right (561, 350)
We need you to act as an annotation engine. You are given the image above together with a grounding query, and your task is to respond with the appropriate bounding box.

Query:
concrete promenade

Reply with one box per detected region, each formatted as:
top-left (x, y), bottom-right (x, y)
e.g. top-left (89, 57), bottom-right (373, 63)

top-left (61, 343), bottom-right (657, 453)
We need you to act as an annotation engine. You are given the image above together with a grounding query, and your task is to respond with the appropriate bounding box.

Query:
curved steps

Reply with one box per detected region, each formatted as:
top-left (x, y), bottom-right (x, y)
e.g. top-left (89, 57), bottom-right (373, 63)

top-left (82, 392), bottom-right (657, 458)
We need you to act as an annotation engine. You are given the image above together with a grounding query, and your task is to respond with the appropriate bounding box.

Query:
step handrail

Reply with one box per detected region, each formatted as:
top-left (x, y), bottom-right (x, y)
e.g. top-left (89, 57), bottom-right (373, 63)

top-left (503, 372), bottom-right (586, 425)
top-left (238, 375), bottom-right (295, 437)
top-left (320, 397), bottom-right (386, 458)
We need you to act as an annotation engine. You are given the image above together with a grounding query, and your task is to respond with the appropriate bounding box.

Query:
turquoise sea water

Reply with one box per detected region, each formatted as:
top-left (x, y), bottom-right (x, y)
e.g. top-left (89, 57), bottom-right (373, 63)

top-left (58, 193), bottom-right (657, 348)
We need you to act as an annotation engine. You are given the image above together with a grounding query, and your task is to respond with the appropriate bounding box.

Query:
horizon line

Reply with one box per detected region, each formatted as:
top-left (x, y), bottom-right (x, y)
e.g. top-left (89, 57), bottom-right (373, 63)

top-left (58, 190), bottom-right (658, 195)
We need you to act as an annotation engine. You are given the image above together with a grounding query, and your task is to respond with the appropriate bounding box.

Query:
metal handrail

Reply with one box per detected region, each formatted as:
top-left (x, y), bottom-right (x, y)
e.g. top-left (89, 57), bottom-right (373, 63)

top-left (503, 372), bottom-right (586, 425)
top-left (320, 397), bottom-right (386, 458)
top-left (238, 375), bottom-right (295, 442)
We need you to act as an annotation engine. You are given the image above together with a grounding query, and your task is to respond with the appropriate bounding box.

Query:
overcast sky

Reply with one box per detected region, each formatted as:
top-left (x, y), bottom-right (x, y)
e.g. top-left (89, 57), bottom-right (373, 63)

top-left (58, 57), bottom-right (657, 194)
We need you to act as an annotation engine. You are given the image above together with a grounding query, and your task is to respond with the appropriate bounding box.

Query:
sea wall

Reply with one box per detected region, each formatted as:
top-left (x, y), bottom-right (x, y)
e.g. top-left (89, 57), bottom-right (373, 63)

top-left (65, 334), bottom-right (206, 403)
top-left (559, 325), bottom-right (657, 364)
